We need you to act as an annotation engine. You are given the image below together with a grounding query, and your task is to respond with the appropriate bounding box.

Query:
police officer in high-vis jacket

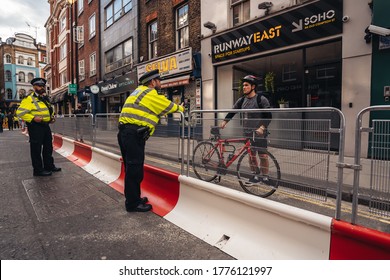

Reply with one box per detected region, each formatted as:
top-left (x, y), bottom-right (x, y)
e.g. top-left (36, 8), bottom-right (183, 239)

top-left (16, 78), bottom-right (61, 176)
top-left (118, 69), bottom-right (184, 212)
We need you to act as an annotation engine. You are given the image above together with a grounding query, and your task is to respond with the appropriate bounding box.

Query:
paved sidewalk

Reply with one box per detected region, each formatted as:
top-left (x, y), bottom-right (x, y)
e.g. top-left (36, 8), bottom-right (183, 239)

top-left (0, 130), bottom-right (233, 260)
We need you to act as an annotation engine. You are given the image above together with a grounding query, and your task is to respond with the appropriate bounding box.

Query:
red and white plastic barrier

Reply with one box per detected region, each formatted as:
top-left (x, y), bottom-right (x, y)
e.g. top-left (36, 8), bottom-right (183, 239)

top-left (52, 133), bottom-right (390, 260)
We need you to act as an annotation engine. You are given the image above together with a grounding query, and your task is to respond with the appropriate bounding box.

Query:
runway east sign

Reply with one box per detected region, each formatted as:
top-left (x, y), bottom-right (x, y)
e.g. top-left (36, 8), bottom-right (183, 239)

top-left (211, 0), bottom-right (342, 63)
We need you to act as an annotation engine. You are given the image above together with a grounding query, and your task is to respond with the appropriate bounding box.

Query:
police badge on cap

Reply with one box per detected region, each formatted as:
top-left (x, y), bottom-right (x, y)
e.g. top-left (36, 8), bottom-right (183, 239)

top-left (31, 78), bottom-right (47, 86)
top-left (139, 69), bottom-right (161, 85)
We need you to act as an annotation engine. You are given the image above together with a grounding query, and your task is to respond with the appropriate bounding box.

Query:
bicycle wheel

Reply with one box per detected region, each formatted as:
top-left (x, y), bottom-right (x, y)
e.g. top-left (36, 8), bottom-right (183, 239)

top-left (236, 149), bottom-right (280, 198)
top-left (192, 141), bottom-right (221, 182)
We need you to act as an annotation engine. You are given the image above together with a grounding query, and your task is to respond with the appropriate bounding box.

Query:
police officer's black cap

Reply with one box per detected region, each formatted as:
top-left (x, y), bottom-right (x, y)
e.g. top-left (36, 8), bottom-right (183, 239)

top-left (139, 69), bottom-right (161, 85)
top-left (31, 77), bottom-right (47, 86)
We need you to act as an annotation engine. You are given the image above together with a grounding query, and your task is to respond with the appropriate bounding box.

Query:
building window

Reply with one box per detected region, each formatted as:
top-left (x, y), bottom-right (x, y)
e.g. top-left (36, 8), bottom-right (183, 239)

top-left (90, 52), bottom-right (96, 76)
top-left (60, 71), bottom-right (67, 86)
top-left (78, 0), bottom-right (84, 15)
top-left (282, 63), bottom-right (297, 82)
top-left (149, 21), bottom-right (158, 59)
top-left (105, 0), bottom-right (133, 28)
top-left (5, 70), bottom-right (12, 81)
top-left (60, 15), bottom-right (67, 32)
top-left (27, 57), bottom-right (33, 66)
top-left (176, 4), bottom-right (189, 49)
top-left (5, 54), bottom-right (12, 63)
top-left (105, 38), bottom-right (133, 73)
top-left (317, 67), bottom-right (336, 79)
top-left (18, 56), bottom-right (24, 64)
top-left (79, 60), bottom-right (85, 81)
top-left (18, 72), bottom-right (25, 82)
top-left (27, 73), bottom-right (35, 83)
top-left (60, 42), bottom-right (67, 60)
top-left (89, 14), bottom-right (96, 39)
top-left (7, 89), bottom-right (12, 100)
top-left (231, 0), bottom-right (250, 27)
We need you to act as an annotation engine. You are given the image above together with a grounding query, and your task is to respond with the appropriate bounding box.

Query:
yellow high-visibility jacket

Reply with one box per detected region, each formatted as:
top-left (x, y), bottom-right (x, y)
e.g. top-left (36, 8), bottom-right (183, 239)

top-left (119, 85), bottom-right (183, 135)
top-left (16, 92), bottom-right (53, 123)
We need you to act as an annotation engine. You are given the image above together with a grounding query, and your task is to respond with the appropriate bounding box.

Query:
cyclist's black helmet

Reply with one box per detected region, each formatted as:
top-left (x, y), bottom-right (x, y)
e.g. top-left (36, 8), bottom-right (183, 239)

top-left (242, 75), bottom-right (259, 86)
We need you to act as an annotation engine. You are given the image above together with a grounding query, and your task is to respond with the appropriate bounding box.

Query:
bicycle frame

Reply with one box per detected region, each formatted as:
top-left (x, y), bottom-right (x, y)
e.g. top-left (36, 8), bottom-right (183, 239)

top-left (210, 137), bottom-right (265, 171)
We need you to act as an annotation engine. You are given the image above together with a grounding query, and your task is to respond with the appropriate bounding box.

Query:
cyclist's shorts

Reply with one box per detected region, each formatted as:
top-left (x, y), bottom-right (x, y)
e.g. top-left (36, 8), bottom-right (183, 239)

top-left (244, 131), bottom-right (268, 150)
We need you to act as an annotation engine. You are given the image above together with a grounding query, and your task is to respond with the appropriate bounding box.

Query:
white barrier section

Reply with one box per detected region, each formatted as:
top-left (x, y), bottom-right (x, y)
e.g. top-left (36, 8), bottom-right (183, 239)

top-left (83, 147), bottom-right (122, 184)
top-left (165, 176), bottom-right (332, 260)
top-left (55, 137), bottom-right (75, 157)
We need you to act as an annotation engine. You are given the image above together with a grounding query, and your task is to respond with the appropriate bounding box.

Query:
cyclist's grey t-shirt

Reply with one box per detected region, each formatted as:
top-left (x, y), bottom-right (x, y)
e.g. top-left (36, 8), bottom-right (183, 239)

top-left (237, 94), bottom-right (270, 135)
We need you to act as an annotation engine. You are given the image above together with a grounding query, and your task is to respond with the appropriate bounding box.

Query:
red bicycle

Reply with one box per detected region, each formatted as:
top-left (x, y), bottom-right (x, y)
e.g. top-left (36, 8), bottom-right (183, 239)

top-left (192, 126), bottom-right (280, 198)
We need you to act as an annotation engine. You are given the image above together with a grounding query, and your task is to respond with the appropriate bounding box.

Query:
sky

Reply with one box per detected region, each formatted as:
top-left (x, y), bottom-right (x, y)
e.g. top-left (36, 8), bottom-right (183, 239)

top-left (0, 0), bottom-right (50, 44)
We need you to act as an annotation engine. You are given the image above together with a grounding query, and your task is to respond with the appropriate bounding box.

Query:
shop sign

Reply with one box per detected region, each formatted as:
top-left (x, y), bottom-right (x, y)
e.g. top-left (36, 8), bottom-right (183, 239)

top-left (137, 48), bottom-right (193, 80)
top-left (99, 72), bottom-right (137, 97)
top-left (211, 0), bottom-right (342, 63)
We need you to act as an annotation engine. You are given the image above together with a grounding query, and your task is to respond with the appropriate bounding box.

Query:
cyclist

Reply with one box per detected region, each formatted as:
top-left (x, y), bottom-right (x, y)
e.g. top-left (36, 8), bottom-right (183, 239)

top-left (220, 75), bottom-right (272, 184)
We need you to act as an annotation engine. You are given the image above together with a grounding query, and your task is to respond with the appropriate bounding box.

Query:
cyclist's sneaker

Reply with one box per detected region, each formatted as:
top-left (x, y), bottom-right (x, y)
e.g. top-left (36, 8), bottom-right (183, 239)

top-left (261, 175), bottom-right (270, 185)
top-left (245, 175), bottom-right (271, 186)
top-left (245, 175), bottom-right (260, 185)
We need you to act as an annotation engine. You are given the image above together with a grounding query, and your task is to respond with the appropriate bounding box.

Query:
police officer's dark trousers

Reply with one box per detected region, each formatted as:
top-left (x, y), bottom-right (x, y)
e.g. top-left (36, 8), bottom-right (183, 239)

top-left (27, 122), bottom-right (55, 172)
top-left (117, 125), bottom-right (146, 209)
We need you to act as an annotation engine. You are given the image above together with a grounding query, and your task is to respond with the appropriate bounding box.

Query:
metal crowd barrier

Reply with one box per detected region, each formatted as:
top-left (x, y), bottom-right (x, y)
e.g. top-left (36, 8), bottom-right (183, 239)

top-left (352, 105), bottom-right (390, 224)
top-left (188, 107), bottom-right (346, 219)
top-left (51, 112), bottom-right (186, 173)
top-left (50, 107), bottom-right (390, 228)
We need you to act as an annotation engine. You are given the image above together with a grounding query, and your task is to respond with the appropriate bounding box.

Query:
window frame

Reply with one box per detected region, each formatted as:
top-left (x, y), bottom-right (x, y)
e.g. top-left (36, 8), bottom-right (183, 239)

top-left (18, 72), bottom-right (25, 82)
top-left (78, 0), bottom-right (84, 15)
top-left (89, 13), bottom-right (96, 39)
top-left (27, 73), bottom-right (35, 83)
top-left (231, 0), bottom-right (250, 27)
top-left (176, 4), bottom-right (189, 50)
top-left (79, 59), bottom-right (85, 81)
top-left (6, 89), bottom-right (13, 100)
top-left (149, 21), bottom-right (158, 59)
top-left (60, 15), bottom-right (67, 32)
top-left (104, 38), bottom-right (133, 73)
top-left (5, 70), bottom-right (12, 81)
top-left (105, 0), bottom-right (133, 29)
top-left (5, 54), bottom-right (12, 63)
top-left (60, 42), bottom-right (67, 61)
top-left (89, 52), bottom-right (97, 77)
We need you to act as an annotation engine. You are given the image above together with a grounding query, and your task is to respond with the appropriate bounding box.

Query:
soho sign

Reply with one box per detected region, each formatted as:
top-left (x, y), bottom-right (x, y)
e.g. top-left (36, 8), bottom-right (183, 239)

top-left (304, 10), bottom-right (335, 26)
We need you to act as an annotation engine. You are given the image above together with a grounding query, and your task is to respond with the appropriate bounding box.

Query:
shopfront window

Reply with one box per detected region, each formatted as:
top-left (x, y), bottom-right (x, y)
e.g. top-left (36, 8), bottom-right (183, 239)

top-left (231, 40), bottom-right (341, 108)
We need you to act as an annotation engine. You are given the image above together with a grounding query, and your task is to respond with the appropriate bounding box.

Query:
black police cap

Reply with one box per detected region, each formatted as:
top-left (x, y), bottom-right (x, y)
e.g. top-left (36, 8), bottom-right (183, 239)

top-left (31, 78), bottom-right (47, 86)
top-left (139, 69), bottom-right (161, 85)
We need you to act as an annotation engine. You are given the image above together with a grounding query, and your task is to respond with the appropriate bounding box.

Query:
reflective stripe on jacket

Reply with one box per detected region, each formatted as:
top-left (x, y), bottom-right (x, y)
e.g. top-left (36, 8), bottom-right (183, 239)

top-left (16, 93), bottom-right (53, 123)
top-left (119, 85), bottom-right (183, 135)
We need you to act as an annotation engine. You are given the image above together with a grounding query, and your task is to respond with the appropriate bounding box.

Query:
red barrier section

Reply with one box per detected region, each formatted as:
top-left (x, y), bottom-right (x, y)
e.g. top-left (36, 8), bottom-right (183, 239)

top-left (52, 134), bottom-right (63, 150)
top-left (109, 159), bottom-right (125, 194)
top-left (330, 219), bottom-right (390, 259)
top-left (108, 162), bottom-right (180, 217)
top-left (67, 141), bottom-right (92, 167)
top-left (142, 164), bottom-right (180, 217)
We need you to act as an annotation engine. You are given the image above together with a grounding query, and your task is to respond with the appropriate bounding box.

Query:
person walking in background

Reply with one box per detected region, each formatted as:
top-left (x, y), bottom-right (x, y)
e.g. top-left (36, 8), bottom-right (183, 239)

top-left (0, 109), bottom-right (4, 133)
top-left (118, 69), bottom-right (184, 212)
top-left (6, 111), bottom-right (14, 131)
top-left (16, 78), bottom-right (61, 177)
